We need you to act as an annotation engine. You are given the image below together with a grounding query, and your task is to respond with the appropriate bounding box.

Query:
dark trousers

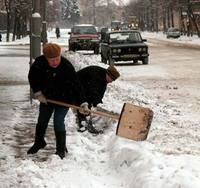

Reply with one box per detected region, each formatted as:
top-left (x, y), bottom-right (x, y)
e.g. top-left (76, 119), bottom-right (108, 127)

top-left (37, 103), bottom-right (69, 132)
top-left (76, 102), bottom-right (93, 124)
top-left (77, 110), bottom-right (87, 123)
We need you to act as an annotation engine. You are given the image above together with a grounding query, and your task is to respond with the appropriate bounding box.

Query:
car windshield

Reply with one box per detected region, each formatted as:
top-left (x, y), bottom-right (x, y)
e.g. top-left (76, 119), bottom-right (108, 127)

top-left (168, 28), bottom-right (179, 32)
top-left (109, 32), bottom-right (142, 43)
top-left (72, 26), bottom-right (97, 34)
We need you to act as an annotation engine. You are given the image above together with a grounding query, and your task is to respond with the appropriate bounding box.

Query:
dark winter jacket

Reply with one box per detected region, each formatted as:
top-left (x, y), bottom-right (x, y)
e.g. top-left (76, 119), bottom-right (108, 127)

top-left (28, 55), bottom-right (84, 105)
top-left (55, 27), bottom-right (60, 38)
top-left (77, 66), bottom-right (107, 107)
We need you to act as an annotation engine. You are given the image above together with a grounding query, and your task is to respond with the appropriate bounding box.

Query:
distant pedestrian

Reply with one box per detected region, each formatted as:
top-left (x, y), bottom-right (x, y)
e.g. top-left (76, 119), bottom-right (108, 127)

top-left (0, 32), bottom-right (2, 42)
top-left (55, 27), bottom-right (60, 38)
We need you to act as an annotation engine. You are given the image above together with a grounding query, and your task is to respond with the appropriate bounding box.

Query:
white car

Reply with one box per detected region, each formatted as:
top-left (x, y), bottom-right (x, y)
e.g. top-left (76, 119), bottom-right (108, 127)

top-left (166, 27), bottom-right (181, 38)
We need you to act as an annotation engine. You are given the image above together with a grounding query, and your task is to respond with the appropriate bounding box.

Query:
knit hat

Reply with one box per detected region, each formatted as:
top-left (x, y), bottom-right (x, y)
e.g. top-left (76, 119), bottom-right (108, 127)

top-left (106, 65), bottom-right (120, 80)
top-left (43, 43), bottom-right (61, 58)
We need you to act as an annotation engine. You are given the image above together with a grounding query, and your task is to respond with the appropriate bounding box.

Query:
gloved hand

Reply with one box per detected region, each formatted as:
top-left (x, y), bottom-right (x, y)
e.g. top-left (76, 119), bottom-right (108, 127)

top-left (79, 102), bottom-right (90, 115)
top-left (34, 91), bottom-right (47, 104)
top-left (91, 103), bottom-right (101, 111)
top-left (91, 106), bottom-right (97, 111)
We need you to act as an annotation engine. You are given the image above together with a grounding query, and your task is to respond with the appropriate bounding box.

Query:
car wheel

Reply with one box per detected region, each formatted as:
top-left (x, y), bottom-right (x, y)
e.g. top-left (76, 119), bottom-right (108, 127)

top-left (142, 57), bottom-right (149, 65)
top-left (69, 44), bottom-right (76, 52)
top-left (101, 54), bottom-right (107, 64)
top-left (68, 45), bottom-right (72, 51)
top-left (108, 57), bottom-right (115, 65)
top-left (133, 60), bottom-right (138, 64)
top-left (94, 47), bottom-right (99, 54)
top-left (107, 53), bottom-right (115, 65)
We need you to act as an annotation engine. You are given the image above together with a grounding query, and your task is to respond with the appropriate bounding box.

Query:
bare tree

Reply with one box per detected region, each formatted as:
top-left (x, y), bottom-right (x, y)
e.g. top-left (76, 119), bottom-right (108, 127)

top-left (12, 0), bottom-right (31, 41)
top-left (4, 0), bottom-right (31, 42)
top-left (125, 0), bottom-right (199, 37)
top-left (4, 0), bottom-right (13, 41)
top-left (187, 0), bottom-right (200, 37)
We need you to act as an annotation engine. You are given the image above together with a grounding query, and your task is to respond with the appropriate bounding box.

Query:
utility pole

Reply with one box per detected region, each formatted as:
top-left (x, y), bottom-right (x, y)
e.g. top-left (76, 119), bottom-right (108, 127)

top-left (30, 0), bottom-right (41, 103)
top-left (41, 0), bottom-right (48, 44)
top-left (93, 0), bottom-right (96, 25)
top-left (31, 0), bottom-right (41, 59)
top-left (107, 0), bottom-right (112, 24)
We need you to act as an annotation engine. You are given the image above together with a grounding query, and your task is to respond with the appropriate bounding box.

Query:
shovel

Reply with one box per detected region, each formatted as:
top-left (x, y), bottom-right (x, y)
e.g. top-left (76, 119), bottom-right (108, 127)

top-left (46, 99), bottom-right (153, 141)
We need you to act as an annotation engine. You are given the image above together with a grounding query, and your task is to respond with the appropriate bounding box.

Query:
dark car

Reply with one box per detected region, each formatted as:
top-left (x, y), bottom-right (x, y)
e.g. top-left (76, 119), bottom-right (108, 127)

top-left (166, 27), bottom-right (181, 38)
top-left (100, 30), bottom-right (149, 64)
top-left (68, 24), bottom-right (100, 54)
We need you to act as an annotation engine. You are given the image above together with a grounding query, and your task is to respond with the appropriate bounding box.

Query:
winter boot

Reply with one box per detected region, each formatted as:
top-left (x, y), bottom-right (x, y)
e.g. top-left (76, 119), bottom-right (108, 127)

top-left (87, 119), bottom-right (103, 134)
top-left (76, 112), bottom-right (87, 132)
top-left (55, 131), bottom-right (67, 159)
top-left (27, 124), bottom-right (47, 154)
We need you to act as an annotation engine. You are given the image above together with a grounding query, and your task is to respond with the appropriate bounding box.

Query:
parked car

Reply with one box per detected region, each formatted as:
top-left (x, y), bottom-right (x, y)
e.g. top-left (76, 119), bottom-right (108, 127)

top-left (166, 27), bottom-right (181, 38)
top-left (68, 24), bottom-right (100, 54)
top-left (100, 30), bottom-right (149, 64)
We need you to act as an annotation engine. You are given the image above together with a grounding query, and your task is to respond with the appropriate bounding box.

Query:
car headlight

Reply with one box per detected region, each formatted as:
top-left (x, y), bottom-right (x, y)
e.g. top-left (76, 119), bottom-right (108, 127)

top-left (142, 48), bottom-right (147, 52)
top-left (138, 48), bottom-right (142, 52)
top-left (113, 49), bottom-right (121, 53)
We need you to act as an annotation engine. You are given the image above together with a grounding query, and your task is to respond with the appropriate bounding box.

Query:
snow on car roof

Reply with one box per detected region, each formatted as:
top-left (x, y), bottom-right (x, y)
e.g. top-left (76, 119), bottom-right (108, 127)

top-left (108, 30), bottom-right (140, 34)
top-left (74, 24), bottom-right (95, 27)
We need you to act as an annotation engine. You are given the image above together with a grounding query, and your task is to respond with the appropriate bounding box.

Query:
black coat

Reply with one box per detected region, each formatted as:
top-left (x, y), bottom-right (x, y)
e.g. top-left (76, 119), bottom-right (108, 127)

top-left (28, 55), bottom-right (84, 105)
top-left (77, 66), bottom-right (107, 107)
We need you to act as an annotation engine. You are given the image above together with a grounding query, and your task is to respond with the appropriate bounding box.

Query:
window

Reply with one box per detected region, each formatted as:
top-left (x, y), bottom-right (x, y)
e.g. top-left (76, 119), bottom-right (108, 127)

top-left (73, 26), bottom-right (97, 34)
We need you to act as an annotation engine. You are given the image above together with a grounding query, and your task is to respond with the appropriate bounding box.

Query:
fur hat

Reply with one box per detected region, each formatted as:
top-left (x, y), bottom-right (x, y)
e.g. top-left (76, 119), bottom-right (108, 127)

top-left (106, 65), bottom-right (120, 80)
top-left (43, 43), bottom-right (61, 58)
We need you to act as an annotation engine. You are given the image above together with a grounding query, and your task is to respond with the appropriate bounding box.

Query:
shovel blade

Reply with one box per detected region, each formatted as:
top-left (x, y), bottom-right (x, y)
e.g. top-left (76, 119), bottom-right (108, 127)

top-left (116, 103), bottom-right (153, 141)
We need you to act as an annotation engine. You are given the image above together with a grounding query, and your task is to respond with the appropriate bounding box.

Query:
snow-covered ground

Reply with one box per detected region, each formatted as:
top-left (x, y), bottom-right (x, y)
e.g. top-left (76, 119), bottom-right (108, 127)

top-left (0, 29), bottom-right (200, 188)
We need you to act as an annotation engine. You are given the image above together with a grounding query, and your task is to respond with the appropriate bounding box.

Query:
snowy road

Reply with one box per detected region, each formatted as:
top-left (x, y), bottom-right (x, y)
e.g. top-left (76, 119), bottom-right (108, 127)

top-left (65, 39), bottom-right (200, 156)
top-left (126, 40), bottom-right (200, 155)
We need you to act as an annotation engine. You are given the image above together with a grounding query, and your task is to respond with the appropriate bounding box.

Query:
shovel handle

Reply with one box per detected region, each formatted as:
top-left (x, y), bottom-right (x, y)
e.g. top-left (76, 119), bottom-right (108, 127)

top-left (46, 99), bottom-right (120, 120)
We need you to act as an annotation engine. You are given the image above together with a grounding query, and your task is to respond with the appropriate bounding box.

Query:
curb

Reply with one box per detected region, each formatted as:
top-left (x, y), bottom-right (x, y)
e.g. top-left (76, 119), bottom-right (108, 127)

top-left (147, 38), bottom-right (200, 50)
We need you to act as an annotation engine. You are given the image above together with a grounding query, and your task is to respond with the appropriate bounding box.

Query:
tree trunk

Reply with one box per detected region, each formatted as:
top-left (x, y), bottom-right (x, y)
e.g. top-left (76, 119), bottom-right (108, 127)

top-left (163, 8), bottom-right (167, 33)
top-left (6, 12), bottom-right (10, 42)
top-left (12, 10), bottom-right (17, 41)
top-left (155, 6), bottom-right (159, 32)
top-left (188, 6), bottom-right (200, 37)
top-left (167, 6), bottom-right (170, 28)
top-left (170, 6), bottom-right (174, 27)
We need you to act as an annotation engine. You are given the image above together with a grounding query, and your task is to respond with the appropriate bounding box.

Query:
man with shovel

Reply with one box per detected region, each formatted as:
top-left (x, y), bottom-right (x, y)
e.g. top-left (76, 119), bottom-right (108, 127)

top-left (28, 43), bottom-right (89, 159)
top-left (76, 65), bottom-right (120, 134)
